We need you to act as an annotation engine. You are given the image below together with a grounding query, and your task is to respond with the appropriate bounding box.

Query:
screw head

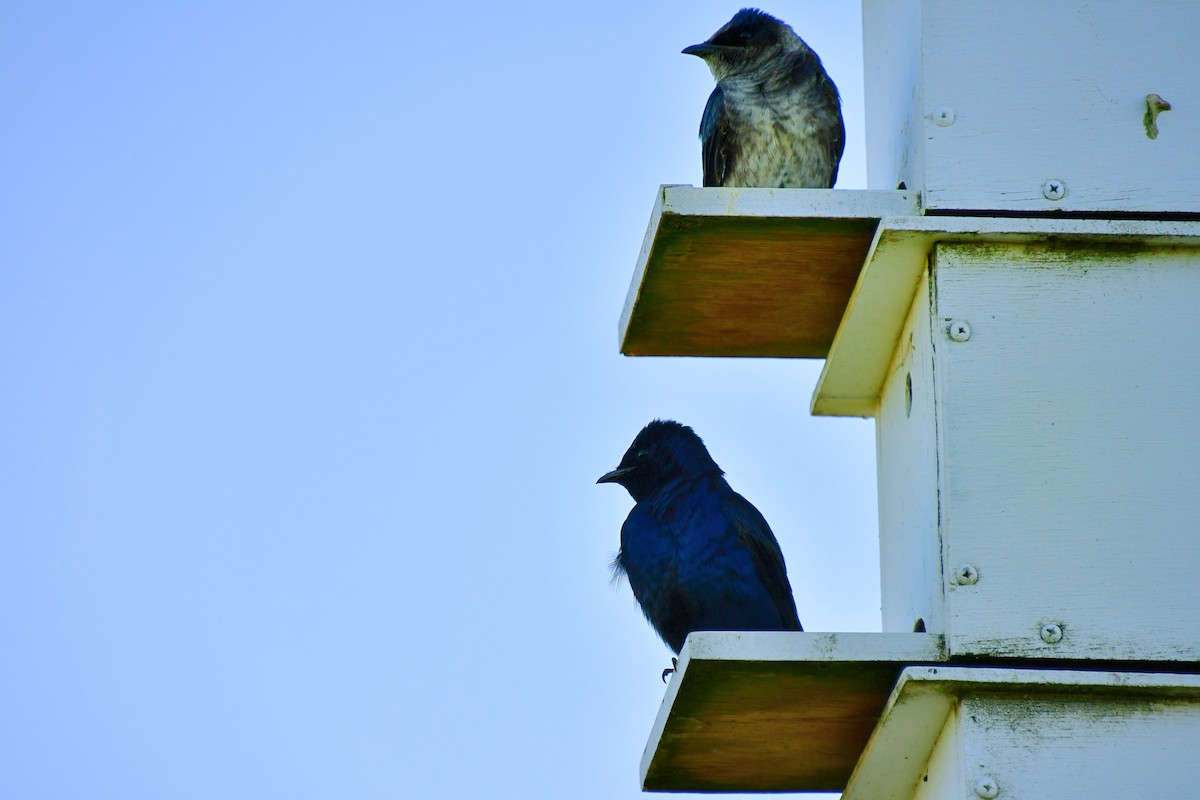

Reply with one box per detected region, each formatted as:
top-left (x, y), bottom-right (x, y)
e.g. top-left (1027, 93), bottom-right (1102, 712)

top-left (948, 319), bottom-right (972, 342)
top-left (1039, 623), bottom-right (1064, 644)
top-left (954, 564), bottom-right (979, 586)
top-left (1042, 179), bottom-right (1067, 201)
top-left (974, 776), bottom-right (1000, 798)
top-left (932, 106), bottom-right (956, 127)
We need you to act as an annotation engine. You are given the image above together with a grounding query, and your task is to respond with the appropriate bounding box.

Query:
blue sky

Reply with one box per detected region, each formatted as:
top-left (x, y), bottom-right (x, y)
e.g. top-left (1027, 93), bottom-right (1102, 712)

top-left (1, 3), bottom-right (878, 797)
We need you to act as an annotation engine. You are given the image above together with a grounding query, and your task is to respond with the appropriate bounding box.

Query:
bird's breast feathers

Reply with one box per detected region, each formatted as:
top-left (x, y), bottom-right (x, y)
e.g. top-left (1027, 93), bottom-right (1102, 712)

top-left (720, 78), bottom-right (838, 188)
top-left (620, 482), bottom-right (741, 574)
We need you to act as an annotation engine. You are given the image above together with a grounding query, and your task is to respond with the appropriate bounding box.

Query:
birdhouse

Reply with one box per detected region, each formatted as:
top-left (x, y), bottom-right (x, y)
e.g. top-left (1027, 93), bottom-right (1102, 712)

top-left (616, 0), bottom-right (1200, 795)
top-left (863, 0), bottom-right (1199, 214)
top-left (814, 217), bottom-right (1200, 662)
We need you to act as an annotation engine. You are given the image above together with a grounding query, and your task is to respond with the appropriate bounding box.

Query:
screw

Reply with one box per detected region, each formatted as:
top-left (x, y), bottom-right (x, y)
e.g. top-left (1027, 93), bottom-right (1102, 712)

top-left (1042, 179), bottom-right (1067, 201)
top-left (954, 564), bottom-right (979, 586)
top-left (948, 320), bottom-right (972, 342)
top-left (1040, 623), bottom-right (1064, 644)
top-left (974, 776), bottom-right (1000, 798)
top-left (932, 106), bottom-right (956, 127)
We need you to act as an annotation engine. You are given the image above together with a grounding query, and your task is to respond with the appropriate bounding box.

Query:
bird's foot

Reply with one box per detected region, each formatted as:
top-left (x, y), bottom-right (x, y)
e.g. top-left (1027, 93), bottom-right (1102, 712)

top-left (661, 657), bottom-right (678, 683)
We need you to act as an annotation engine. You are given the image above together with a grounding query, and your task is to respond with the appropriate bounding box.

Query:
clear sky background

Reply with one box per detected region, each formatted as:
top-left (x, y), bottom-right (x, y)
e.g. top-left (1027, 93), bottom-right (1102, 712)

top-left (2, 3), bottom-right (879, 798)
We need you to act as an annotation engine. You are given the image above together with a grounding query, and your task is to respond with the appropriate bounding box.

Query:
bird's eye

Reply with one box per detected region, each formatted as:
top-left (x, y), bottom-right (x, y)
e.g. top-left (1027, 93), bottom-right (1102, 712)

top-left (739, 31), bottom-right (753, 41)
top-left (636, 448), bottom-right (651, 460)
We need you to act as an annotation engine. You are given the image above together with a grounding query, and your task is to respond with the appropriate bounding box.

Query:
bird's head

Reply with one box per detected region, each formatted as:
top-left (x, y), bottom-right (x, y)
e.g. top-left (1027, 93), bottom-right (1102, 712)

top-left (597, 420), bottom-right (723, 502)
top-left (683, 8), bottom-right (803, 81)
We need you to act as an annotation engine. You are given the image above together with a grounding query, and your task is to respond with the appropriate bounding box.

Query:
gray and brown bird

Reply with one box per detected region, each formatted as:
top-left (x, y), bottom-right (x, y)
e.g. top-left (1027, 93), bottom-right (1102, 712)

top-left (683, 8), bottom-right (845, 188)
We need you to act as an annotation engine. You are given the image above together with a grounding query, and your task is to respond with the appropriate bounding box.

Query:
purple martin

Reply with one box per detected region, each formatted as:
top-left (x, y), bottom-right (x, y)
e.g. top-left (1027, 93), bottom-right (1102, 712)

top-left (598, 420), bottom-right (802, 655)
top-left (683, 8), bottom-right (845, 188)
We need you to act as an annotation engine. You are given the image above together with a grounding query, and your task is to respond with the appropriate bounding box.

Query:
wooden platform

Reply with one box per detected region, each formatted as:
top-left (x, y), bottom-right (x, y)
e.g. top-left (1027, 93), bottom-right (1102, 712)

top-left (619, 186), bottom-right (920, 358)
top-left (640, 631), bottom-right (945, 793)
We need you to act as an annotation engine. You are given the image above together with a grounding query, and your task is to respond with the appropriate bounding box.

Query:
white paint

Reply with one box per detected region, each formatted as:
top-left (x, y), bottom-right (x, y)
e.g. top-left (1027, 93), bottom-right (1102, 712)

top-left (933, 243), bottom-right (1200, 660)
top-left (911, 709), bottom-right (962, 800)
top-left (822, 227), bottom-right (1200, 660)
top-left (676, 630), bottom-right (945, 665)
top-left (863, 0), bottom-right (1200, 212)
top-left (842, 671), bottom-right (957, 800)
top-left (644, 184), bottom-right (920, 221)
top-left (811, 220), bottom-right (931, 417)
top-left (813, 215), bottom-right (1200, 417)
top-left (861, 0), bottom-right (923, 192)
top-left (875, 269), bottom-right (943, 635)
top-left (959, 693), bottom-right (1200, 799)
top-left (846, 666), bottom-right (1200, 800)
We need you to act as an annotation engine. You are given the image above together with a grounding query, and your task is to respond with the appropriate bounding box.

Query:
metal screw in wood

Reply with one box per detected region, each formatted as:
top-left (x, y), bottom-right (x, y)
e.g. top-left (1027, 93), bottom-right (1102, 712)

top-left (1042, 179), bottom-right (1067, 201)
top-left (974, 777), bottom-right (1000, 798)
top-left (1040, 623), bottom-right (1064, 644)
top-left (931, 106), bottom-right (955, 127)
top-left (955, 564), bottom-right (979, 585)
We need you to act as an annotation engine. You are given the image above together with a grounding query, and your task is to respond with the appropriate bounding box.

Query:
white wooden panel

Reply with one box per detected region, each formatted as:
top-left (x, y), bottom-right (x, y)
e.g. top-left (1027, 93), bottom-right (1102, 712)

top-left (861, 0), bottom-right (923, 192)
top-left (959, 693), bottom-right (1200, 798)
top-left (628, 185), bottom-right (920, 222)
top-left (862, 0), bottom-right (1200, 212)
top-left (921, 0), bottom-right (1200, 212)
top-left (674, 630), bottom-right (945, 665)
top-left (811, 221), bottom-right (930, 417)
top-left (843, 676), bottom-right (959, 800)
top-left (846, 666), bottom-right (1200, 800)
top-left (911, 709), bottom-right (963, 800)
top-left (813, 216), bottom-right (1200, 418)
top-left (875, 269), bottom-right (944, 635)
top-left (933, 242), bottom-right (1200, 659)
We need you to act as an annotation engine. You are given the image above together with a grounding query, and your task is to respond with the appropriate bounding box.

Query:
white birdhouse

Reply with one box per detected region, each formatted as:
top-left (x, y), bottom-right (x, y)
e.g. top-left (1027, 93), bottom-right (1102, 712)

top-left (864, 0), bottom-right (1197, 214)
top-left (616, 1), bottom-right (1200, 794)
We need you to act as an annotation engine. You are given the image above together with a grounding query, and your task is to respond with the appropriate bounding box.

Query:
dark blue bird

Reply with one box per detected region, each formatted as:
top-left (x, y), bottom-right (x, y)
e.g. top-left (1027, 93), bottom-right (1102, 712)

top-left (597, 420), bottom-right (802, 654)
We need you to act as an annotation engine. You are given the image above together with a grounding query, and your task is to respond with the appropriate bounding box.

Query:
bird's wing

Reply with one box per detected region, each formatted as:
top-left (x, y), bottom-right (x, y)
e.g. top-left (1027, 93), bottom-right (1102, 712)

top-left (822, 77), bottom-right (846, 187)
top-left (791, 51), bottom-right (846, 188)
top-left (727, 492), bottom-right (803, 631)
top-left (699, 86), bottom-right (733, 187)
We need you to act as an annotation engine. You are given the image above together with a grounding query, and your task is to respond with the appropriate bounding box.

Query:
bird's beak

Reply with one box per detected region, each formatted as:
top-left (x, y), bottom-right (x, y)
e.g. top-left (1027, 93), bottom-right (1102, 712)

top-left (597, 466), bottom-right (635, 485)
top-left (682, 43), bottom-right (719, 58)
